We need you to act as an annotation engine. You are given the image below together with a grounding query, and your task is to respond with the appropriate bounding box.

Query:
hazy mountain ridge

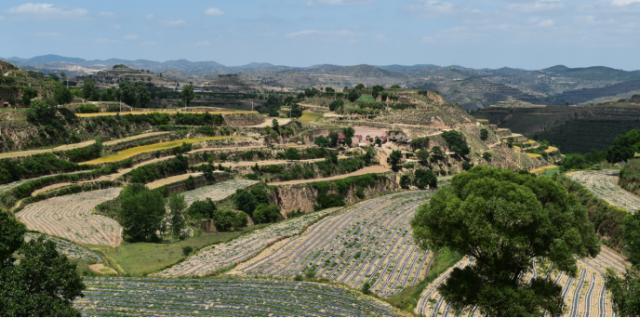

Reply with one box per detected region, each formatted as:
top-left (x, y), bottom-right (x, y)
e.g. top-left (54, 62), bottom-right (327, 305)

top-left (7, 55), bottom-right (640, 109)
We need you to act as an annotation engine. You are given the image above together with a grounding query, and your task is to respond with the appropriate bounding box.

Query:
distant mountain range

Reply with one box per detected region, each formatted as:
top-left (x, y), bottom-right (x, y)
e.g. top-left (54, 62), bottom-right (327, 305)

top-left (6, 54), bottom-right (640, 110)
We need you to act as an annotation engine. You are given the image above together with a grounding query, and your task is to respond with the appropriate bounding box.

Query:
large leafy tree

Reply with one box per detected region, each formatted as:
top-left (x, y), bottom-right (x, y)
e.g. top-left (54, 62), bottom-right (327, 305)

top-left (607, 129), bottom-right (640, 163)
top-left (0, 212), bottom-right (84, 316)
top-left (441, 130), bottom-right (470, 158)
top-left (412, 167), bottom-right (599, 316)
top-left (119, 184), bottom-right (166, 242)
top-left (181, 84), bottom-right (195, 107)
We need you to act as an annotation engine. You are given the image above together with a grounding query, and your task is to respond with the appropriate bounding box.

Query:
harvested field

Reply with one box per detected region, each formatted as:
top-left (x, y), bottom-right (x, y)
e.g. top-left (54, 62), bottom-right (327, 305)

top-left (16, 188), bottom-right (123, 247)
top-left (157, 207), bottom-right (340, 277)
top-left (82, 136), bottom-right (241, 165)
top-left (146, 172), bottom-right (203, 190)
top-left (247, 117), bottom-right (292, 128)
top-left (567, 169), bottom-right (640, 212)
top-left (234, 191), bottom-right (433, 297)
top-left (181, 178), bottom-right (259, 205)
top-left (76, 277), bottom-right (399, 317)
top-left (102, 131), bottom-right (170, 147)
top-left (24, 233), bottom-right (103, 263)
top-left (267, 165), bottom-right (389, 186)
top-left (415, 247), bottom-right (630, 317)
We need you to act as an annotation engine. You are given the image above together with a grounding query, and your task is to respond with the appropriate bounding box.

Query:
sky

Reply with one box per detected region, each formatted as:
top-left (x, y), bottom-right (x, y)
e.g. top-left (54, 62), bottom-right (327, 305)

top-left (1, 0), bottom-right (639, 70)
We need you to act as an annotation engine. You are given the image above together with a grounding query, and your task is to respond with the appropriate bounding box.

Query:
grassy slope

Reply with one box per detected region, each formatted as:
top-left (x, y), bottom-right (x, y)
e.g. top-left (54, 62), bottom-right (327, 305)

top-left (95, 231), bottom-right (244, 276)
top-left (386, 247), bottom-right (463, 313)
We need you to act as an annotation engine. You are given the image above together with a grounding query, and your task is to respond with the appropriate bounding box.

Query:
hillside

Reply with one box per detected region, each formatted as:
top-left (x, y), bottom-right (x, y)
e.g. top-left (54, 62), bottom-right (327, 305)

top-left (8, 55), bottom-right (640, 110)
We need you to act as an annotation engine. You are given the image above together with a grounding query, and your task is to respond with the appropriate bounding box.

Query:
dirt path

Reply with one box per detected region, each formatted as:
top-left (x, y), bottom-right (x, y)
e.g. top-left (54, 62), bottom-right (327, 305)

top-left (267, 165), bottom-right (389, 186)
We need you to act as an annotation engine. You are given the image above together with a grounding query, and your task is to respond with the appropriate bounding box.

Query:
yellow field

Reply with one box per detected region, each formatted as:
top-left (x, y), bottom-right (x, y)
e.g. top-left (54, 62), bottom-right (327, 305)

top-left (529, 164), bottom-right (559, 175)
top-left (545, 146), bottom-right (560, 154)
top-left (526, 153), bottom-right (542, 159)
top-left (76, 108), bottom-right (256, 118)
top-left (81, 136), bottom-right (241, 165)
top-left (300, 111), bottom-right (323, 123)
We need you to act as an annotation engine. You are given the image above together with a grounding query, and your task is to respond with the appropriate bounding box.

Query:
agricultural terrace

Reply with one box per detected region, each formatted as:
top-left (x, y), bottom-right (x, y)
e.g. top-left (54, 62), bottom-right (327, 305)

top-left (567, 169), bottom-right (640, 212)
top-left (158, 207), bottom-right (340, 277)
top-left (146, 172), bottom-right (203, 190)
top-left (181, 178), bottom-right (259, 205)
top-left (16, 188), bottom-right (123, 247)
top-left (248, 117), bottom-right (292, 128)
top-left (416, 247), bottom-right (630, 317)
top-left (76, 277), bottom-right (399, 317)
top-left (0, 131), bottom-right (170, 160)
top-left (75, 108), bottom-right (256, 118)
top-left (24, 233), bottom-right (103, 264)
top-left (267, 165), bottom-right (389, 186)
top-left (81, 136), bottom-right (246, 165)
top-left (235, 191), bottom-right (432, 297)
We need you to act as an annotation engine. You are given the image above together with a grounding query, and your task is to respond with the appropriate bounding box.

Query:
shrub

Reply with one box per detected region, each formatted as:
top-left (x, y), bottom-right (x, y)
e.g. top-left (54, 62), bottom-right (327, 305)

top-left (252, 204), bottom-right (281, 224)
top-left (480, 128), bottom-right (489, 141)
top-left (182, 246), bottom-right (193, 256)
top-left (442, 130), bottom-right (470, 158)
top-left (234, 189), bottom-right (257, 214)
top-left (187, 199), bottom-right (216, 219)
top-left (212, 209), bottom-right (247, 231)
top-left (414, 169), bottom-right (437, 189)
top-left (400, 175), bottom-right (412, 189)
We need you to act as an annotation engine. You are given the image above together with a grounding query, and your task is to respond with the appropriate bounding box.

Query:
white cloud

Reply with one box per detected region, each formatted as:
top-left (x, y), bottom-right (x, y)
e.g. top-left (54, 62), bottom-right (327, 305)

top-left (536, 18), bottom-right (555, 28)
top-left (286, 29), bottom-right (358, 39)
top-left (9, 3), bottom-right (87, 18)
top-left (306, 0), bottom-right (371, 5)
top-left (163, 19), bottom-right (186, 27)
top-left (508, 0), bottom-right (562, 12)
top-left (611, 0), bottom-right (640, 6)
top-left (410, 0), bottom-right (455, 15)
top-left (204, 7), bottom-right (224, 16)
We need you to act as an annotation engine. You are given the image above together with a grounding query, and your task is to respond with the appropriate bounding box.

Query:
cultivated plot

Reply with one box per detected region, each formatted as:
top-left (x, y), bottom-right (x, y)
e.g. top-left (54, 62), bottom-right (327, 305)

top-left (416, 247), bottom-right (630, 317)
top-left (567, 170), bottom-right (640, 212)
top-left (16, 188), bottom-right (123, 247)
top-left (76, 277), bottom-right (399, 317)
top-left (181, 178), bottom-right (259, 206)
top-left (157, 207), bottom-right (340, 277)
top-left (235, 191), bottom-right (432, 297)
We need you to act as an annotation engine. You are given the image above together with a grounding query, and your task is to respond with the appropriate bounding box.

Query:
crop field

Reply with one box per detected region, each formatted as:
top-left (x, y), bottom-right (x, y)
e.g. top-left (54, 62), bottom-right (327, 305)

top-left (157, 207), bottom-right (340, 277)
top-left (102, 131), bottom-right (171, 147)
top-left (16, 188), bottom-right (123, 247)
top-left (75, 277), bottom-right (399, 317)
top-left (300, 111), bottom-right (323, 123)
top-left (567, 169), bottom-right (640, 212)
top-left (181, 178), bottom-right (259, 205)
top-left (24, 232), bottom-right (103, 264)
top-left (267, 165), bottom-right (389, 186)
top-left (416, 247), bottom-right (630, 317)
top-left (146, 172), bottom-right (203, 190)
top-left (234, 191), bottom-right (432, 297)
top-left (82, 136), bottom-right (241, 165)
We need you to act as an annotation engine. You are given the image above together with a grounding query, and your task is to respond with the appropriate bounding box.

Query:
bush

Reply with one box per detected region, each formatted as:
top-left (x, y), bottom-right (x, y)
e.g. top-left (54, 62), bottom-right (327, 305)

top-left (442, 130), bottom-right (470, 158)
top-left (0, 154), bottom-right (79, 184)
top-left (400, 175), bottom-right (412, 189)
top-left (182, 246), bottom-right (193, 256)
top-left (234, 189), bottom-right (257, 214)
top-left (480, 128), bottom-right (489, 141)
top-left (187, 199), bottom-right (216, 219)
top-left (414, 169), bottom-right (437, 189)
top-left (411, 137), bottom-right (430, 151)
top-left (620, 159), bottom-right (640, 196)
top-left (252, 204), bottom-right (282, 224)
top-left (212, 209), bottom-right (247, 231)
top-left (126, 155), bottom-right (189, 183)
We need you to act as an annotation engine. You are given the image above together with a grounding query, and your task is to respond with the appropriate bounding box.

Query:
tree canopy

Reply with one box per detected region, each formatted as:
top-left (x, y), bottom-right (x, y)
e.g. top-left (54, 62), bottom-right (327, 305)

top-left (441, 130), bottom-right (470, 158)
top-left (412, 166), bottom-right (599, 316)
top-left (607, 129), bottom-right (640, 163)
top-left (119, 184), bottom-right (166, 242)
top-left (0, 212), bottom-right (84, 316)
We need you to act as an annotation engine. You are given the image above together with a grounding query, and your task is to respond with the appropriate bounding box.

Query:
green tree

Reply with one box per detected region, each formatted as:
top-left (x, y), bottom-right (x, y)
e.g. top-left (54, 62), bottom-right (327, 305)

top-left (253, 204), bottom-right (281, 224)
top-left (417, 149), bottom-right (430, 166)
top-left (82, 79), bottom-right (98, 100)
top-left (480, 128), bottom-right (489, 141)
top-left (414, 169), bottom-right (437, 189)
top-left (607, 129), bottom-right (640, 163)
top-left (289, 103), bottom-right (303, 118)
top-left (371, 85), bottom-right (384, 99)
top-left (412, 167), bottom-right (599, 316)
top-left (181, 84), bottom-right (195, 107)
top-left (120, 184), bottom-right (166, 242)
top-left (0, 213), bottom-right (84, 316)
top-left (430, 146), bottom-right (445, 162)
top-left (21, 87), bottom-right (37, 106)
top-left (53, 82), bottom-right (72, 105)
top-left (411, 137), bottom-right (430, 151)
top-left (388, 150), bottom-right (403, 172)
top-left (400, 174), bottom-right (412, 189)
top-left (624, 213), bottom-right (640, 265)
top-left (234, 189), bottom-right (257, 214)
top-left (442, 130), bottom-right (470, 158)
top-left (329, 99), bottom-right (344, 112)
top-left (606, 267), bottom-right (640, 316)
top-left (187, 199), bottom-right (216, 219)
top-left (482, 152), bottom-right (493, 162)
top-left (168, 194), bottom-right (187, 239)
top-left (212, 209), bottom-right (247, 231)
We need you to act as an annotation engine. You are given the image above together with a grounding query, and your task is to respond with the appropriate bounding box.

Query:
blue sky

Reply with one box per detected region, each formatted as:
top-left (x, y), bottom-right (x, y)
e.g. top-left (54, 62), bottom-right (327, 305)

top-left (1, 0), bottom-right (639, 69)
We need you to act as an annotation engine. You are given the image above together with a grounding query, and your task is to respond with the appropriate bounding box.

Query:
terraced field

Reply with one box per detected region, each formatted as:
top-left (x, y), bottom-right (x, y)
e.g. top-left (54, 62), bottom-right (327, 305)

top-left (157, 207), bottom-right (340, 277)
top-left (267, 165), bottom-right (389, 186)
top-left (24, 233), bottom-right (103, 264)
top-left (181, 178), bottom-right (259, 205)
top-left (416, 247), bottom-right (630, 317)
top-left (76, 277), bottom-right (399, 317)
top-left (567, 169), bottom-right (640, 212)
top-left (234, 191), bottom-right (432, 297)
top-left (82, 136), bottom-right (244, 165)
top-left (16, 188), bottom-right (123, 247)
top-left (75, 109), bottom-right (255, 118)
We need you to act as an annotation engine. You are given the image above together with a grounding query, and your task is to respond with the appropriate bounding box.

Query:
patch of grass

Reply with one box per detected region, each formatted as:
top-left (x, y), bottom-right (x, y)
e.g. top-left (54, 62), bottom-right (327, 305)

top-left (95, 231), bottom-right (244, 276)
top-left (300, 111), bottom-right (323, 123)
top-left (386, 247), bottom-right (463, 312)
top-left (82, 136), bottom-right (237, 165)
